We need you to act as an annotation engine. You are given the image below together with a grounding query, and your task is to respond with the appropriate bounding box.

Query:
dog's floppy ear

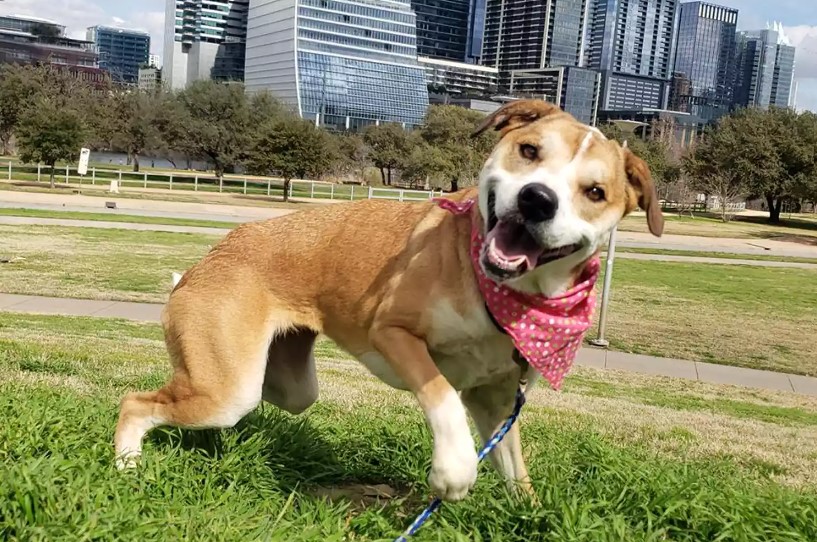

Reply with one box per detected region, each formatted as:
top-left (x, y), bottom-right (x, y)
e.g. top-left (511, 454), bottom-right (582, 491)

top-left (472, 100), bottom-right (562, 137)
top-left (623, 148), bottom-right (664, 237)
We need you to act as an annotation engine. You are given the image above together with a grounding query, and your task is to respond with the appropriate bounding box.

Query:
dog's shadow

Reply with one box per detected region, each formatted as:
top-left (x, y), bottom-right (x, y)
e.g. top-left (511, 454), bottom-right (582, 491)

top-left (146, 405), bottom-right (420, 508)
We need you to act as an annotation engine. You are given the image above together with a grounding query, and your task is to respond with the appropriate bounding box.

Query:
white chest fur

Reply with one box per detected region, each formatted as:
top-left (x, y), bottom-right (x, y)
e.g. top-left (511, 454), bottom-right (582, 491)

top-left (358, 300), bottom-right (517, 391)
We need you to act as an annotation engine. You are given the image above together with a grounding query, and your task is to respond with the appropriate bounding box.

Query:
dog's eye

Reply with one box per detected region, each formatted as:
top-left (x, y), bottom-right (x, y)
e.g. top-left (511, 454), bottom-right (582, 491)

top-left (586, 186), bottom-right (606, 202)
top-left (519, 144), bottom-right (538, 160)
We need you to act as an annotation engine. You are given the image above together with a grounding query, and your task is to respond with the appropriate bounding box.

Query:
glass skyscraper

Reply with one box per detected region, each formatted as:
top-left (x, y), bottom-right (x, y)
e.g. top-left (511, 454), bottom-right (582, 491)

top-left (672, 2), bottom-right (737, 122)
top-left (734, 25), bottom-right (796, 109)
top-left (482, 0), bottom-right (590, 73)
top-left (411, 0), bottom-right (471, 62)
top-left (164, 0), bottom-right (249, 89)
top-left (585, 0), bottom-right (679, 111)
top-left (245, 0), bottom-right (428, 130)
top-left (86, 26), bottom-right (151, 85)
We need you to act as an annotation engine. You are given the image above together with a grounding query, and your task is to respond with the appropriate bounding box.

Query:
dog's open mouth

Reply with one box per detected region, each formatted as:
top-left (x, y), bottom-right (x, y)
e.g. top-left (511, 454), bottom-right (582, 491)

top-left (483, 191), bottom-right (581, 280)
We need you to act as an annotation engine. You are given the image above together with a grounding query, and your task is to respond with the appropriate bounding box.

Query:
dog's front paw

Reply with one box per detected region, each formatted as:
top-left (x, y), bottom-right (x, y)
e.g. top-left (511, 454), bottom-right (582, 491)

top-left (429, 438), bottom-right (478, 501)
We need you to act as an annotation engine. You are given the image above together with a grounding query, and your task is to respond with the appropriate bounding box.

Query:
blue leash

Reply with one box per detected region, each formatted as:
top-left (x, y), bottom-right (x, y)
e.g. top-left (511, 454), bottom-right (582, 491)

top-left (394, 382), bottom-right (528, 541)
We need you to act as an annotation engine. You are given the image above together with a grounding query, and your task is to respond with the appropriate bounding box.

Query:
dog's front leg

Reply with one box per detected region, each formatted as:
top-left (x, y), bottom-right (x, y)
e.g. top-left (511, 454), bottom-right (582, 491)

top-left (371, 326), bottom-right (478, 501)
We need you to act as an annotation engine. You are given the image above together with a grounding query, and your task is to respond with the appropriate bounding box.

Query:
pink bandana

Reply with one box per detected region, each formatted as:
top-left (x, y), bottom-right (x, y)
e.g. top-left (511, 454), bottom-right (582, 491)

top-left (435, 197), bottom-right (600, 390)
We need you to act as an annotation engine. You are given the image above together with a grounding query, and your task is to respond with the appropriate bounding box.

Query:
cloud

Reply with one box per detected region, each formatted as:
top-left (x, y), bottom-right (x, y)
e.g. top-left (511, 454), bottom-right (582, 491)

top-left (111, 16), bottom-right (126, 26)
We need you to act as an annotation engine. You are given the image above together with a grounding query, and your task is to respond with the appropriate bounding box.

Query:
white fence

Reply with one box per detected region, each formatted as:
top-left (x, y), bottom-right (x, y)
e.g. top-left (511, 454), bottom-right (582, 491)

top-left (4, 161), bottom-right (443, 202)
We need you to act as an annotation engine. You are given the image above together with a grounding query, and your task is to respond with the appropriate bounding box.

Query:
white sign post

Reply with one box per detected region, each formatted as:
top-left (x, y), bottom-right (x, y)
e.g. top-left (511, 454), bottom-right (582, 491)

top-left (77, 148), bottom-right (90, 190)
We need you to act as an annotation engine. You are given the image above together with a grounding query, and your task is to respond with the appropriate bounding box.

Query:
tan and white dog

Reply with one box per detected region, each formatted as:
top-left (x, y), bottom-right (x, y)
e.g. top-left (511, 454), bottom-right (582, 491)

top-left (114, 100), bottom-right (663, 502)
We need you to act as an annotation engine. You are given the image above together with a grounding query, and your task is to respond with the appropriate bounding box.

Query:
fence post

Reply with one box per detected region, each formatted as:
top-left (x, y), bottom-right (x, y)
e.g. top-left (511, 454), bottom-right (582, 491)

top-left (7, 161), bottom-right (10, 180)
top-left (267, 179), bottom-right (271, 197)
top-left (330, 184), bottom-right (334, 200)
top-left (91, 167), bottom-right (95, 185)
top-left (65, 165), bottom-right (69, 184)
top-left (590, 227), bottom-right (617, 348)
top-left (310, 182), bottom-right (315, 199)
top-left (118, 170), bottom-right (122, 187)
top-left (350, 185), bottom-right (354, 200)
top-left (219, 175), bottom-right (223, 193)
top-left (169, 173), bottom-right (173, 190)
top-left (194, 175), bottom-right (198, 191)
top-left (37, 163), bottom-right (41, 182)
top-left (289, 180), bottom-right (293, 199)
top-left (399, 189), bottom-right (404, 202)
top-left (143, 172), bottom-right (147, 189)
top-left (243, 178), bottom-right (247, 195)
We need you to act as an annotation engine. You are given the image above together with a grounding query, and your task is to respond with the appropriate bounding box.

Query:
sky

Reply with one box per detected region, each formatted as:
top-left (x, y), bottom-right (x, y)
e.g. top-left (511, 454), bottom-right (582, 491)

top-left (0, 0), bottom-right (815, 112)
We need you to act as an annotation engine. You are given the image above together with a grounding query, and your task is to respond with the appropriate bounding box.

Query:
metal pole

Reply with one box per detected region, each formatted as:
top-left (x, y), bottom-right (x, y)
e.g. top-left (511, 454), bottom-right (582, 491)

top-left (590, 227), bottom-right (617, 348)
top-left (65, 165), bottom-right (69, 184)
top-left (92, 167), bottom-right (95, 185)
top-left (37, 163), bottom-right (41, 182)
top-left (7, 161), bottom-right (11, 180)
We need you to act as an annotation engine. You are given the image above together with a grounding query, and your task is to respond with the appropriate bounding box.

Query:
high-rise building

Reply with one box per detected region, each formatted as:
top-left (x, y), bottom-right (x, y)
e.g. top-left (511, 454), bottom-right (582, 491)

top-left (149, 54), bottom-right (162, 68)
top-left (420, 56), bottom-right (498, 97)
top-left (508, 66), bottom-right (601, 124)
top-left (164, 0), bottom-right (249, 89)
top-left (139, 66), bottom-right (163, 92)
top-left (245, 0), bottom-right (428, 130)
top-left (86, 26), bottom-right (150, 85)
top-left (671, 2), bottom-right (737, 122)
top-left (482, 0), bottom-right (591, 74)
top-left (586, 0), bottom-right (679, 111)
top-left (734, 23), bottom-right (796, 109)
top-left (466, 0), bottom-right (487, 63)
top-left (411, 0), bottom-right (470, 62)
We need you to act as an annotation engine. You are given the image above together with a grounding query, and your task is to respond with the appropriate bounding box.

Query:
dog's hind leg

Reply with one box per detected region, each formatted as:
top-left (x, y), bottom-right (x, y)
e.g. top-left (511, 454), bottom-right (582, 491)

top-left (114, 303), bottom-right (275, 470)
top-left (461, 372), bottom-right (534, 498)
top-left (261, 328), bottom-right (319, 415)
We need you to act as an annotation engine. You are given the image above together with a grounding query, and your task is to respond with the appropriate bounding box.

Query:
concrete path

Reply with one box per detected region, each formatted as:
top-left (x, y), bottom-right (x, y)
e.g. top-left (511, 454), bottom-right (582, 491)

top-left (2, 292), bottom-right (815, 397)
top-left (5, 189), bottom-right (817, 256)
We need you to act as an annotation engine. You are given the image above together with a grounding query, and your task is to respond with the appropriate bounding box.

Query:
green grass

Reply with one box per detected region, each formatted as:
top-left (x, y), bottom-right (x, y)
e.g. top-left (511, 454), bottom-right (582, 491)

top-left (616, 247), bottom-right (817, 265)
top-left (0, 207), bottom-right (240, 229)
top-left (596, 259), bottom-right (817, 375)
top-left (2, 313), bottom-right (817, 541)
top-left (621, 212), bottom-right (817, 241)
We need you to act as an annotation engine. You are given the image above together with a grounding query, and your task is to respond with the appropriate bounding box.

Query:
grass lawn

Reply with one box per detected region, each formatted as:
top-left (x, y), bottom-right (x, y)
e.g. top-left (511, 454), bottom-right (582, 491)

top-left (1, 313), bottom-right (817, 541)
top-left (0, 208), bottom-right (240, 229)
top-left (613, 247), bottom-right (817, 265)
top-left (620, 213), bottom-right (817, 243)
top-left (2, 224), bottom-right (816, 375)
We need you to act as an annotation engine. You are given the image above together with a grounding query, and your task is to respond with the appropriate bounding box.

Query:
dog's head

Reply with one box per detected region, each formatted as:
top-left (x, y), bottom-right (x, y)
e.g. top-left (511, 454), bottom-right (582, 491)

top-left (473, 100), bottom-right (663, 291)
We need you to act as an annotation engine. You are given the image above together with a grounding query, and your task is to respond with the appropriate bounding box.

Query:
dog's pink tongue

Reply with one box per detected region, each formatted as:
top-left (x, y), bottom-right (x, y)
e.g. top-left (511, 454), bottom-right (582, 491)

top-left (486, 221), bottom-right (545, 269)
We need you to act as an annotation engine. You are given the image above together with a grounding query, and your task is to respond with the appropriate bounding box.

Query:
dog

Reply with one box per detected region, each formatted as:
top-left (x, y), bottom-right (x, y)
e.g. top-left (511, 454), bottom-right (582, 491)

top-left (114, 100), bottom-right (663, 502)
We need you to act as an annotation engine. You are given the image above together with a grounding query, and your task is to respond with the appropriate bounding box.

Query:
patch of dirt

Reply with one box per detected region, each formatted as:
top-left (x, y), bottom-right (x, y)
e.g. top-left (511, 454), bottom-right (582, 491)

top-left (311, 483), bottom-right (402, 509)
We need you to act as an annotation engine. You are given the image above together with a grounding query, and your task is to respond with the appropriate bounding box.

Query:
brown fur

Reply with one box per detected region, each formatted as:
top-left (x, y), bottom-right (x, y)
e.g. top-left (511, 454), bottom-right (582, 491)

top-left (114, 100), bottom-right (662, 502)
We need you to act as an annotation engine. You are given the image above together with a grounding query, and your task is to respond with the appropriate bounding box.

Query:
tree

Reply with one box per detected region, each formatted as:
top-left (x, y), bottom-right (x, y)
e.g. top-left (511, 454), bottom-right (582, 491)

top-left (417, 105), bottom-right (495, 189)
top-left (0, 65), bottom-right (34, 155)
top-left (329, 133), bottom-right (369, 182)
top-left (175, 81), bottom-right (252, 187)
top-left (16, 100), bottom-right (86, 188)
top-left (690, 172), bottom-right (745, 222)
top-left (245, 117), bottom-right (336, 202)
top-left (362, 123), bottom-right (411, 185)
top-left (401, 137), bottom-right (454, 189)
top-left (108, 91), bottom-right (162, 172)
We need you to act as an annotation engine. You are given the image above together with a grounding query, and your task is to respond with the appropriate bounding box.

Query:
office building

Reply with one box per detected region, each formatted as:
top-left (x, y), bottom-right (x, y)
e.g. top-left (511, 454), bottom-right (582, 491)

top-left (411, 0), bottom-right (470, 62)
top-left (0, 15), bottom-right (107, 86)
top-left (420, 56), bottom-right (498, 97)
top-left (138, 66), bottom-right (163, 91)
top-left (508, 66), bottom-right (600, 125)
top-left (586, 0), bottom-right (679, 111)
top-left (466, 0), bottom-right (487, 63)
top-left (599, 108), bottom-right (705, 148)
top-left (87, 26), bottom-right (150, 84)
top-left (149, 53), bottom-right (162, 67)
top-left (734, 23), bottom-right (796, 109)
top-left (164, 0), bottom-right (249, 89)
top-left (671, 2), bottom-right (737, 122)
top-left (482, 0), bottom-right (591, 75)
top-left (245, 0), bottom-right (428, 130)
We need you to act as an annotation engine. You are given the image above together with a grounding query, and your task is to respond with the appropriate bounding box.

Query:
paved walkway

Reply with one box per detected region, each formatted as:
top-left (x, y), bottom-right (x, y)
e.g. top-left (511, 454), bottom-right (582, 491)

top-left (1, 292), bottom-right (815, 396)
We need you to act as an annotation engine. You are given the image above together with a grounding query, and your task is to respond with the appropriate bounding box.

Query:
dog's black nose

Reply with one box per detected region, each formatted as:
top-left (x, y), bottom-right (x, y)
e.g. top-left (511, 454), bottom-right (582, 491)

top-left (518, 183), bottom-right (558, 223)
